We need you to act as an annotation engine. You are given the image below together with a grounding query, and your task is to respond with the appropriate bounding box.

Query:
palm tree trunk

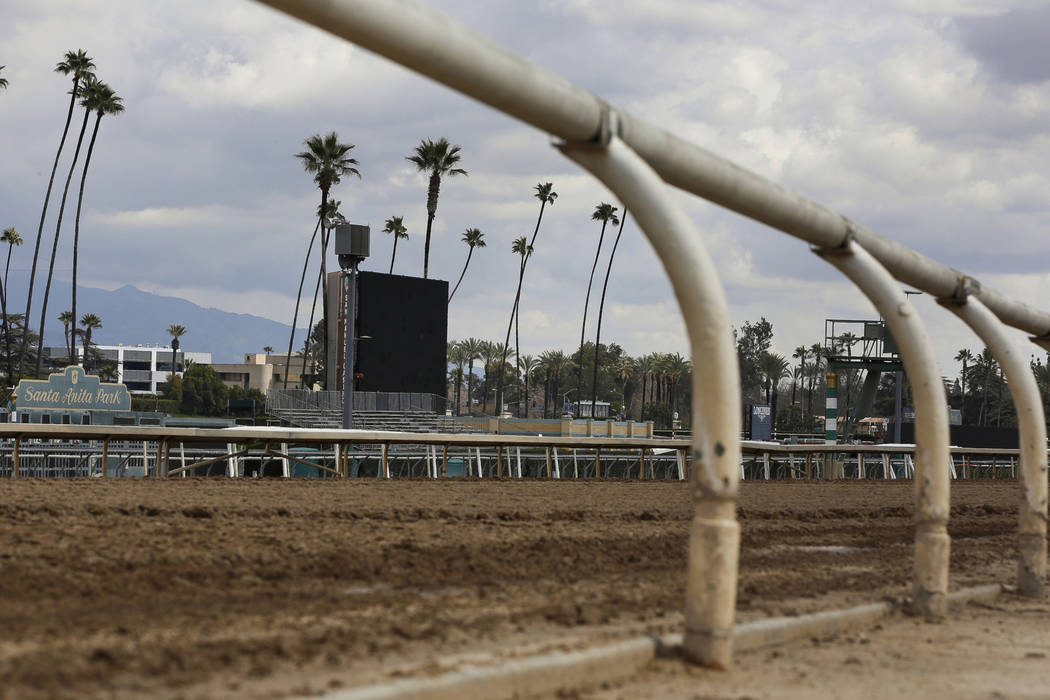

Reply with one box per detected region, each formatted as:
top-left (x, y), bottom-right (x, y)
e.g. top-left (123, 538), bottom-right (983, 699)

top-left (318, 190), bottom-right (330, 390)
top-left (467, 358), bottom-right (475, 415)
top-left (37, 107), bottom-right (91, 377)
top-left (389, 235), bottom-right (399, 274)
top-left (300, 254), bottom-right (325, 388)
top-left (515, 295), bottom-right (522, 416)
top-left (590, 213), bottom-right (627, 416)
top-left (284, 216), bottom-right (323, 389)
top-left (20, 76), bottom-right (81, 380)
top-left (0, 254), bottom-right (10, 384)
top-left (575, 221), bottom-right (609, 413)
top-left (494, 259), bottom-right (524, 419)
top-left (446, 246), bottom-right (474, 302)
top-left (423, 172), bottom-right (441, 279)
top-left (70, 111), bottom-right (104, 365)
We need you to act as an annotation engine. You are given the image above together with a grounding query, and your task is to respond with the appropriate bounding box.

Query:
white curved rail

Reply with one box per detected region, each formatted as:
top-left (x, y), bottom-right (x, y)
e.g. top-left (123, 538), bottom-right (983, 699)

top-left (940, 290), bottom-right (1048, 596)
top-left (559, 135), bottom-right (741, 667)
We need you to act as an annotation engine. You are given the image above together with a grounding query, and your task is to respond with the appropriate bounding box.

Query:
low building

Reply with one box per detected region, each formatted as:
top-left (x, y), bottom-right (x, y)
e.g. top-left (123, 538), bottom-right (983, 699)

top-left (213, 352), bottom-right (309, 393)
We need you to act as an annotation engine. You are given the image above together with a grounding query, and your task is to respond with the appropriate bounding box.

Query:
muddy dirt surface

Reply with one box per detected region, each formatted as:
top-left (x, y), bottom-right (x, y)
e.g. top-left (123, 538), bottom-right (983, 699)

top-left (0, 479), bottom-right (1028, 698)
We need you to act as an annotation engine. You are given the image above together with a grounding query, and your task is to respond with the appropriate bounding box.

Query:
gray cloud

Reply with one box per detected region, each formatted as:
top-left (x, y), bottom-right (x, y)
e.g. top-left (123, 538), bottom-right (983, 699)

top-left (954, 6), bottom-right (1050, 84)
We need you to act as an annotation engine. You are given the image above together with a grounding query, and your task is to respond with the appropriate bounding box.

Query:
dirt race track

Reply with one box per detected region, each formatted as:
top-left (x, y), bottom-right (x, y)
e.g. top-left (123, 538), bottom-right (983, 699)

top-left (0, 479), bottom-right (1037, 699)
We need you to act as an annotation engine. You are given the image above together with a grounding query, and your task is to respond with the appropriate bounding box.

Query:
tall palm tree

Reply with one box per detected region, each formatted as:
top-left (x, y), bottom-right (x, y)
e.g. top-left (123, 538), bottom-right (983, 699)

top-left (590, 210), bottom-right (628, 416)
top-left (37, 74), bottom-right (103, 377)
top-left (447, 228), bottom-right (486, 302)
top-left (167, 324), bottom-right (186, 384)
top-left (791, 345), bottom-right (808, 407)
top-left (507, 182), bottom-right (557, 345)
top-left (460, 337), bottom-right (484, 415)
top-left (448, 340), bottom-right (466, 415)
top-left (383, 216), bottom-right (408, 274)
top-left (21, 50), bottom-right (94, 379)
top-left (479, 341), bottom-right (500, 414)
top-left (574, 203), bottom-right (619, 411)
top-left (58, 311), bottom-right (74, 362)
top-left (955, 348), bottom-right (974, 423)
top-left (1, 228), bottom-right (22, 382)
top-left (70, 79), bottom-right (123, 365)
top-left (263, 345), bottom-right (274, 356)
top-left (406, 138), bottom-right (467, 279)
top-left (284, 198), bottom-right (340, 389)
top-left (79, 313), bottom-right (101, 371)
top-left (295, 132), bottom-right (360, 389)
top-left (636, 353), bottom-right (657, 420)
top-left (616, 356), bottom-right (634, 416)
top-left (807, 342), bottom-right (823, 414)
top-left (495, 236), bottom-right (531, 415)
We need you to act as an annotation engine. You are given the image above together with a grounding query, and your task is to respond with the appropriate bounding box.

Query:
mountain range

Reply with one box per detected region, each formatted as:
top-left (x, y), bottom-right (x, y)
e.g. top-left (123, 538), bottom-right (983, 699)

top-left (5, 276), bottom-right (300, 363)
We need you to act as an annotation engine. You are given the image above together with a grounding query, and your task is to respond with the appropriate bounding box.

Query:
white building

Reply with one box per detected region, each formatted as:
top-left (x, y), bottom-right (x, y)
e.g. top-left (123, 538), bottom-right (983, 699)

top-left (49, 344), bottom-right (212, 394)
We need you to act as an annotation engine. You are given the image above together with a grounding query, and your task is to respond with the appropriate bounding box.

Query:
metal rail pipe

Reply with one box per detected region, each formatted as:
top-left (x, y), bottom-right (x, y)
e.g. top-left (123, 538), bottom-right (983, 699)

top-left (939, 291), bottom-right (1048, 596)
top-left (559, 135), bottom-right (741, 667)
top-left (251, 0), bottom-right (1050, 340)
top-left (816, 239), bottom-right (951, 617)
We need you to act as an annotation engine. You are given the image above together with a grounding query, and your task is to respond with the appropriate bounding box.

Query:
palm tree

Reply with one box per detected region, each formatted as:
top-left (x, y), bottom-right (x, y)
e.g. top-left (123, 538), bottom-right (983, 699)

top-left (263, 345), bottom-right (274, 356)
top-left (759, 351), bottom-right (790, 432)
top-left (20, 50), bottom-right (94, 379)
top-left (479, 341), bottom-right (500, 414)
top-left (1, 228), bottom-right (22, 382)
top-left (616, 356), bottom-right (634, 416)
top-left (448, 341), bottom-right (466, 415)
top-left (167, 324), bottom-right (186, 384)
top-left (295, 132), bottom-right (360, 389)
top-left (519, 354), bottom-right (538, 417)
top-left (807, 342), bottom-right (823, 414)
top-left (460, 337), bottom-right (484, 415)
top-left (574, 203), bottom-right (619, 410)
top-left (406, 138), bottom-right (467, 279)
top-left (955, 348), bottom-right (974, 423)
top-left (495, 236), bottom-right (531, 415)
top-left (37, 74), bottom-right (104, 377)
top-left (79, 313), bottom-right (101, 371)
top-left (664, 353), bottom-right (692, 415)
top-left (636, 353), bottom-right (657, 420)
top-left (0, 65), bottom-right (7, 92)
top-left (283, 198), bottom-right (340, 389)
top-left (590, 210), bottom-right (628, 416)
top-left (791, 345), bottom-right (808, 407)
top-left (447, 228), bottom-right (486, 302)
top-left (383, 216), bottom-right (408, 274)
top-left (70, 79), bottom-right (123, 365)
top-left (58, 311), bottom-right (74, 362)
top-left (2, 227), bottom-right (22, 300)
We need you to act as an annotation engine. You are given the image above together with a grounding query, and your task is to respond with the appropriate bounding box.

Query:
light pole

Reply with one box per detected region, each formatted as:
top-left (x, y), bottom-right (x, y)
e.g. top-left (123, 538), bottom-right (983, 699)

top-left (562, 388), bottom-right (577, 417)
top-left (335, 223), bottom-right (370, 430)
top-left (894, 290), bottom-right (923, 443)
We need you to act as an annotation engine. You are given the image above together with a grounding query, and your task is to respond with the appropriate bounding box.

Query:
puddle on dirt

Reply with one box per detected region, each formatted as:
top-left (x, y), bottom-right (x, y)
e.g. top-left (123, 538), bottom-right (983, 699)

top-left (751, 544), bottom-right (872, 556)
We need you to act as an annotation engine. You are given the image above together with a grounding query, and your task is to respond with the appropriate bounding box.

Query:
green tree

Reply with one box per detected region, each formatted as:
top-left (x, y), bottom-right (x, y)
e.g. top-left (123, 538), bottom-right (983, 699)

top-left (383, 216), bottom-right (408, 274)
top-left (447, 340), bottom-right (466, 415)
top-left (167, 324), bottom-right (186, 390)
top-left (791, 345), bottom-right (808, 408)
top-left (295, 132), bottom-right (360, 389)
top-left (590, 210), bottom-right (628, 416)
top-left (574, 203), bottom-right (619, 412)
top-left (735, 318), bottom-right (774, 404)
top-left (519, 354), bottom-right (538, 417)
top-left (78, 312), bottom-right (101, 372)
top-left (954, 348), bottom-right (974, 423)
top-left (180, 364), bottom-right (229, 416)
top-left (21, 50), bottom-right (95, 379)
top-left (538, 350), bottom-right (569, 418)
top-left (263, 345), bottom-right (273, 356)
top-left (406, 137), bottom-right (467, 279)
top-left (447, 227), bottom-right (486, 303)
top-left (69, 79), bottom-right (123, 364)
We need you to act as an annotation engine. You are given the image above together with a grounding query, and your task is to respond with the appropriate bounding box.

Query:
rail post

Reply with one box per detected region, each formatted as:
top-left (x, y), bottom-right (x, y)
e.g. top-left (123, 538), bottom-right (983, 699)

top-left (560, 136), bottom-right (741, 667)
top-left (816, 237), bottom-right (951, 617)
top-left (940, 287), bottom-right (1048, 596)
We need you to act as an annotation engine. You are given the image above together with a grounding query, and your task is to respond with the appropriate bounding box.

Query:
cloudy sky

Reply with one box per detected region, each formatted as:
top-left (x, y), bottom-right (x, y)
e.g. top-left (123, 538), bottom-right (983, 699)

top-left (1, 0), bottom-right (1048, 376)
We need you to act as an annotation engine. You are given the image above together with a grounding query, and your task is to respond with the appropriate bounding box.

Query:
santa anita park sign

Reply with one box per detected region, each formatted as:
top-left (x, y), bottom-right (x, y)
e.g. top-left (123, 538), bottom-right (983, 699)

top-left (15, 366), bottom-right (131, 412)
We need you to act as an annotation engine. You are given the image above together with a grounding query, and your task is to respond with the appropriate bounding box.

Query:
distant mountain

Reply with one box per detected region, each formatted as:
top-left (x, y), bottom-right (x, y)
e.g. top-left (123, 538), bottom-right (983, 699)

top-left (5, 276), bottom-right (301, 363)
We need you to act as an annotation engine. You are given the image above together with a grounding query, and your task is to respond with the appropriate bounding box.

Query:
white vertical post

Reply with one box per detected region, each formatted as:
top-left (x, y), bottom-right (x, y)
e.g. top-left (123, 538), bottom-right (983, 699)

top-left (762, 453), bottom-right (770, 480)
top-left (281, 442), bottom-right (290, 477)
top-left (476, 447), bottom-right (483, 478)
top-left (226, 443), bottom-right (237, 478)
top-left (553, 447), bottom-right (561, 479)
top-left (180, 442), bottom-right (187, 479)
top-left (573, 448), bottom-right (579, 479)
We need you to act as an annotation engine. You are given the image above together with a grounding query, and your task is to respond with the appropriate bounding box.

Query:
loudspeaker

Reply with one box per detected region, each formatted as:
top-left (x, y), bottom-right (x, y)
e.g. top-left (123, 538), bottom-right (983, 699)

top-left (334, 223), bottom-right (370, 258)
